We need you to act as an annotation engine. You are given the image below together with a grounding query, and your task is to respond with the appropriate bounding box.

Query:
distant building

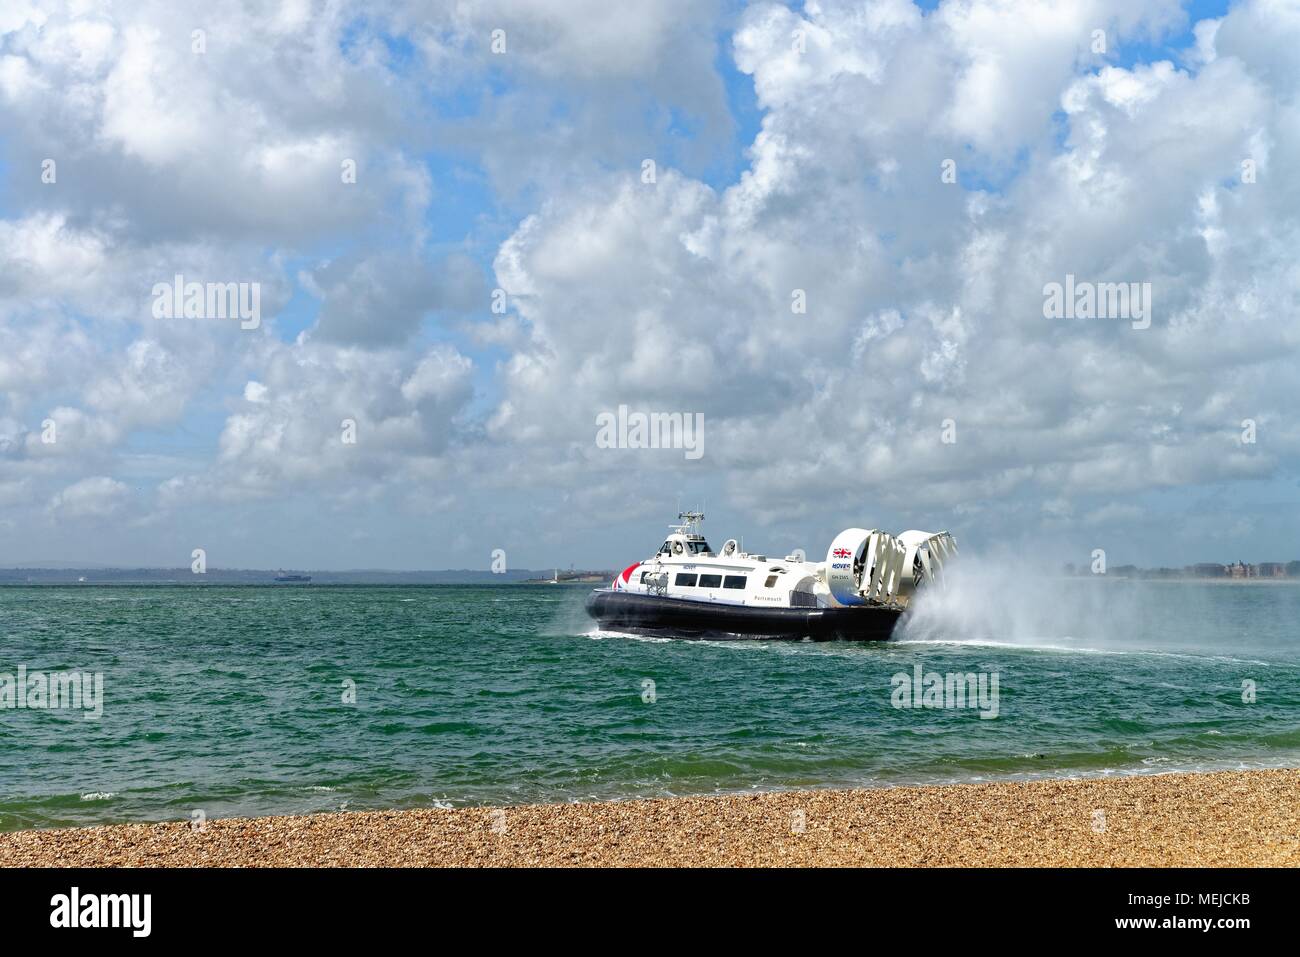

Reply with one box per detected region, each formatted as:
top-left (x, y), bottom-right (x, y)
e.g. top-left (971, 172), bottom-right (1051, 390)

top-left (1067, 560), bottom-right (1293, 580)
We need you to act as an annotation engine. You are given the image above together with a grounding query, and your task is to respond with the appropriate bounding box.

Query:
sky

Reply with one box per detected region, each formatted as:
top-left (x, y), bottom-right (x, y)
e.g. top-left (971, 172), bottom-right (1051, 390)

top-left (0, 0), bottom-right (1297, 571)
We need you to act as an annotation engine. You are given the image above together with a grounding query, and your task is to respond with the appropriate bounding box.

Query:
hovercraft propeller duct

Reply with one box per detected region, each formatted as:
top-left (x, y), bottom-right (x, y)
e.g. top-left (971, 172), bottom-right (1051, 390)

top-left (825, 528), bottom-right (957, 606)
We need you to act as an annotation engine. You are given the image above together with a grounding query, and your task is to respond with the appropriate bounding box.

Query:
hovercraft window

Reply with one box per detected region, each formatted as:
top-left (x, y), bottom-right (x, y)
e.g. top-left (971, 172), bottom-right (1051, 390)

top-left (723, 576), bottom-right (747, 589)
top-left (764, 574), bottom-right (779, 587)
top-left (698, 574), bottom-right (723, 588)
top-left (686, 541), bottom-right (712, 555)
top-left (674, 573), bottom-right (698, 587)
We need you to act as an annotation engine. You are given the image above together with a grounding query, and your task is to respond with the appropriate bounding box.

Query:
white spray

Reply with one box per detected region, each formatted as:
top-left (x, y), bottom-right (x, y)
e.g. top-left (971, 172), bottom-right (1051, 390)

top-left (898, 547), bottom-right (1159, 651)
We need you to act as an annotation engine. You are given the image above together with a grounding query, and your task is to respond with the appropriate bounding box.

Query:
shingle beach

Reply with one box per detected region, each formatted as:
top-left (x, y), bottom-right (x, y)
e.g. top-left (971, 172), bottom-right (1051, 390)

top-left (2, 769), bottom-right (1296, 868)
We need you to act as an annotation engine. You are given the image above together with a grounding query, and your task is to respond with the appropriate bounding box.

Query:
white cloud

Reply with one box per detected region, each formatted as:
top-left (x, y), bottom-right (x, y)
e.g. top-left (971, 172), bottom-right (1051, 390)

top-left (48, 475), bottom-right (129, 518)
top-left (172, 339), bottom-right (478, 501)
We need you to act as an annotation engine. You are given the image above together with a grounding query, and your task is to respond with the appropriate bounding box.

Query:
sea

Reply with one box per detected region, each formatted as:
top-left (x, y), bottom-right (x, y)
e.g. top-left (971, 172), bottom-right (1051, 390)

top-left (2, 571), bottom-right (1298, 831)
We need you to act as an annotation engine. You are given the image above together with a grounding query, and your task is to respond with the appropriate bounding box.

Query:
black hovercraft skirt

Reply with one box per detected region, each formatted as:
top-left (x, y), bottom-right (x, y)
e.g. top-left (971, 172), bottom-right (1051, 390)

top-left (584, 589), bottom-right (902, 641)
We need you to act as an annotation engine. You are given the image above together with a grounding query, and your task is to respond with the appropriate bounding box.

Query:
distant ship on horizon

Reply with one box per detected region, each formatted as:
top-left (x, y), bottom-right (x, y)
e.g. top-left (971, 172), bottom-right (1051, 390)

top-left (273, 571), bottom-right (312, 583)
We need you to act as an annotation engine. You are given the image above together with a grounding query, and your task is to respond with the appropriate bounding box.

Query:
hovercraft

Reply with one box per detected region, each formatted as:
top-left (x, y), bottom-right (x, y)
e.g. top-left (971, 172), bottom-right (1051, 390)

top-left (584, 512), bottom-right (956, 641)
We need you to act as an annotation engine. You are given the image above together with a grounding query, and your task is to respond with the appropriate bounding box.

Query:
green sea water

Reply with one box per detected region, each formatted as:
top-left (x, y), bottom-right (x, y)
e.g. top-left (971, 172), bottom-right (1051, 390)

top-left (2, 577), bottom-right (1298, 831)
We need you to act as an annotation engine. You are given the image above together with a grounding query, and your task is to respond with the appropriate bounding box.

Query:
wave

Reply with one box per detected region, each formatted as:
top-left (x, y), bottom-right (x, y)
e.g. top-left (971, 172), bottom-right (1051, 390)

top-left (890, 634), bottom-right (1276, 666)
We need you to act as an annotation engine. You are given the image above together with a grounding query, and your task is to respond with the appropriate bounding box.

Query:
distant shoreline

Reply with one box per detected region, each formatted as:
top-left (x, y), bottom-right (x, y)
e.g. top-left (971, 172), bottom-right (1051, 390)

top-left (0, 569), bottom-right (614, 586)
top-left (2, 769), bottom-right (1295, 867)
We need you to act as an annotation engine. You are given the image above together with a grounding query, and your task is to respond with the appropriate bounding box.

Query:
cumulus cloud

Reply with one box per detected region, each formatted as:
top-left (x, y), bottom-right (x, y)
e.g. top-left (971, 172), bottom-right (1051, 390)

top-left (482, 0), bottom-right (1300, 556)
top-left (156, 339), bottom-right (476, 505)
top-left (305, 251), bottom-right (487, 346)
top-left (48, 475), bottom-right (129, 518)
top-left (2, 0), bottom-right (1299, 567)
